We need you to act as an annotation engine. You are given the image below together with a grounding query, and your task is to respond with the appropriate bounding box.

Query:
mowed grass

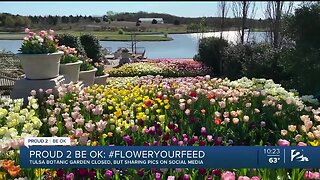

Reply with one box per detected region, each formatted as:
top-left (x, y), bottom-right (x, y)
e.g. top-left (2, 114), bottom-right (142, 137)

top-left (0, 31), bottom-right (173, 41)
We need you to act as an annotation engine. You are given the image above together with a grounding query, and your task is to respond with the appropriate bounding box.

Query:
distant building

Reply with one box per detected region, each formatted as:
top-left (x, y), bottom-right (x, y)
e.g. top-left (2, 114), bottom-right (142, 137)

top-left (138, 18), bottom-right (164, 24)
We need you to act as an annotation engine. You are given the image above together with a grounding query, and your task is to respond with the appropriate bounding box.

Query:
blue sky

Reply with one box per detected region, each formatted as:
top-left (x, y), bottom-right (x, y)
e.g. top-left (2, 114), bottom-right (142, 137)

top-left (0, 1), bottom-right (302, 19)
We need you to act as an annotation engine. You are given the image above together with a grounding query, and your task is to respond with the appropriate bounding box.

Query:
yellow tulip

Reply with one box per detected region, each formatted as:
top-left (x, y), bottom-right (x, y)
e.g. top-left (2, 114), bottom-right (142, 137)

top-left (309, 139), bottom-right (320, 146)
top-left (108, 106), bottom-right (114, 111)
top-left (102, 134), bottom-right (108, 138)
top-left (91, 141), bottom-right (98, 146)
top-left (0, 172), bottom-right (6, 179)
top-left (159, 115), bottom-right (166, 122)
top-left (136, 107), bottom-right (142, 112)
top-left (165, 126), bottom-right (170, 133)
top-left (34, 168), bottom-right (46, 177)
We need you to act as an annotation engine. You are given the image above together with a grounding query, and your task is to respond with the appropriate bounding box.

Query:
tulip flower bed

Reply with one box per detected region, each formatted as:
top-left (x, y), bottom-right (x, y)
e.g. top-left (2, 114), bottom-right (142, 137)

top-left (106, 60), bottom-right (212, 77)
top-left (1, 75), bottom-right (320, 179)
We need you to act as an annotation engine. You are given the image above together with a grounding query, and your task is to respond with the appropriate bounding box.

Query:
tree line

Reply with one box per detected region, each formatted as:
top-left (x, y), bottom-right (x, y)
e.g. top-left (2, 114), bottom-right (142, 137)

top-left (0, 11), bottom-right (270, 32)
top-left (0, 13), bottom-right (103, 31)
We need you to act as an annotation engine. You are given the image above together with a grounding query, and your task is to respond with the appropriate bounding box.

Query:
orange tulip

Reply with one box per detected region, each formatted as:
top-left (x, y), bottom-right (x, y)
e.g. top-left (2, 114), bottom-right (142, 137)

top-left (1, 160), bottom-right (14, 170)
top-left (207, 94), bottom-right (214, 99)
top-left (8, 165), bottom-right (21, 178)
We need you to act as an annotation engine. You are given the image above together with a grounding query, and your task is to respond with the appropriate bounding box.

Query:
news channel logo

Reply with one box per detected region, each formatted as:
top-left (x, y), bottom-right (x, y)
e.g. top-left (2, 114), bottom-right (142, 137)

top-left (290, 149), bottom-right (309, 162)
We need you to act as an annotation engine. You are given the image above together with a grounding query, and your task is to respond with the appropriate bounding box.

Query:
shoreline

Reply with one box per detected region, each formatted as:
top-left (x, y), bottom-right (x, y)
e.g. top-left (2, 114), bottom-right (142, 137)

top-left (0, 29), bottom-right (267, 41)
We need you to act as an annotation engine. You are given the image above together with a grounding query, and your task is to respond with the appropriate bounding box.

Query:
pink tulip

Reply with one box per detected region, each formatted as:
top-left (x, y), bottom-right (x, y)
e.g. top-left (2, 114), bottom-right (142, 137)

top-left (238, 176), bottom-right (250, 180)
top-left (49, 29), bottom-right (54, 35)
top-left (66, 173), bottom-right (74, 180)
top-left (28, 31), bottom-right (34, 36)
top-left (76, 118), bottom-right (85, 125)
top-left (105, 169), bottom-right (113, 178)
top-left (206, 176), bottom-right (213, 180)
top-left (48, 117), bottom-right (57, 126)
top-left (96, 120), bottom-right (107, 132)
top-left (185, 109), bottom-right (191, 116)
top-left (79, 134), bottom-right (88, 145)
top-left (49, 126), bottom-right (58, 135)
top-left (53, 108), bottom-right (61, 115)
top-left (179, 103), bottom-right (186, 110)
top-left (92, 105), bottom-right (103, 115)
top-left (313, 172), bottom-right (320, 179)
top-left (201, 127), bottom-right (207, 134)
top-left (73, 106), bottom-right (81, 112)
top-left (19, 139), bottom-right (24, 146)
top-left (62, 112), bottom-right (69, 119)
top-left (155, 172), bottom-right (161, 180)
top-left (207, 135), bottom-right (213, 142)
top-left (250, 176), bottom-right (260, 180)
top-left (10, 139), bottom-right (21, 149)
top-left (171, 137), bottom-right (177, 144)
top-left (174, 94), bottom-right (182, 99)
top-left (183, 174), bottom-right (190, 180)
top-left (65, 121), bottom-right (74, 131)
top-left (71, 111), bottom-right (80, 119)
top-left (219, 101), bottom-right (226, 108)
top-left (304, 171), bottom-right (314, 179)
top-left (45, 89), bottom-right (53, 94)
top-left (74, 128), bottom-right (83, 138)
top-left (214, 111), bottom-right (221, 118)
top-left (278, 139), bottom-right (290, 146)
top-left (131, 125), bottom-right (138, 132)
top-left (25, 28), bottom-right (30, 33)
top-left (221, 171), bottom-right (235, 180)
top-left (39, 30), bottom-right (46, 37)
top-left (297, 142), bottom-right (307, 146)
top-left (167, 176), bottom-right (175, 180)
top-left (85, 122), bottom-right (95, 132)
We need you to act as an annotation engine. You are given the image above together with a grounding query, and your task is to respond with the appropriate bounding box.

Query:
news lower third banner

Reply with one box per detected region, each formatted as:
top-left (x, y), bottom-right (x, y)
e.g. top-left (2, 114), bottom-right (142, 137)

top-left (19, 146), bottom-right (320, 168)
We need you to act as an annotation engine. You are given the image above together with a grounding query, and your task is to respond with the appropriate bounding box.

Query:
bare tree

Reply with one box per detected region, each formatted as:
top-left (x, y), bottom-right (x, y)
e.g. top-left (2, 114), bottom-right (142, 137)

top-left (218, 1), bottom-right (230, 39)
top-left (265, 1), bottom-right (294, 48)
top-left (232, 1), bottom-right (256, 44)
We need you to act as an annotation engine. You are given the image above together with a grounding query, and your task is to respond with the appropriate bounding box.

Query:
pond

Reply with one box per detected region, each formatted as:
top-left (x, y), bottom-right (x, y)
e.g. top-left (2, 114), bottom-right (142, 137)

top-left (0, 31), bottom-right (267, 59)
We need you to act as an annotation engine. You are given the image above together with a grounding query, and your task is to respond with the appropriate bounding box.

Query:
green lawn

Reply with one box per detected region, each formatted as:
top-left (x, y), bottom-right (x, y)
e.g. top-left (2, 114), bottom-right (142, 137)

top-left (0, 31), bottom-right (173, 41)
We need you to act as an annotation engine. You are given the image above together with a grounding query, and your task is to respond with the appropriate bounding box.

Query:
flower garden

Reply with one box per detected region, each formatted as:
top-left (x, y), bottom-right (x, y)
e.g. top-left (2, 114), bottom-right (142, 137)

top-left (1, 74), bottom-right (320, 179)
top-left (1, 26), bottom-right (320, 180)
top-left (106, 60), bottom-right (211, 77)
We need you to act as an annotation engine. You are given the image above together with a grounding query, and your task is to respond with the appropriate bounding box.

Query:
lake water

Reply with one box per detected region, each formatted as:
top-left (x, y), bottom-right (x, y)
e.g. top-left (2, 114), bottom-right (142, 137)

top-left (0, 31), bottom-right (266, 59)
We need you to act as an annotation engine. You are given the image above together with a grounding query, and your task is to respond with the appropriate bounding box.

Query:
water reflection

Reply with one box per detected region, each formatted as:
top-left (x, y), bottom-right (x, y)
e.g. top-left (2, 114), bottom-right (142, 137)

top-left (0, 31), bottom-right (266, 58)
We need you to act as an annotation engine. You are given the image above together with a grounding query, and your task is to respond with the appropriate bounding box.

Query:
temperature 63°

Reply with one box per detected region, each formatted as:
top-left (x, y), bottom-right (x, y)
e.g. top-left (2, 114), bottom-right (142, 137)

top-left (269, 157), bottom-right (280, 164)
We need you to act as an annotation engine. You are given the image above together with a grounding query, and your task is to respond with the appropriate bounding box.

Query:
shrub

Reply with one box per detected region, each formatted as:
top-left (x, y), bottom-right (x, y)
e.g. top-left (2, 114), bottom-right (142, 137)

top-left (281, 3), bottom-right (320, 96)
top-left (79, 34), bottom-right (102, 63)
top-left (151, 19), bottom-right (158, 24)
top-left (55, 33), bottom-right (86, 56)
top-left (173, 19), bottom-right (180, 25)
top-left (223, 43), bottom-right (288, 83)
top-left (118, 28), bottom-right (124, 35)
top-left (196, 37), bottom-right (228, 76)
